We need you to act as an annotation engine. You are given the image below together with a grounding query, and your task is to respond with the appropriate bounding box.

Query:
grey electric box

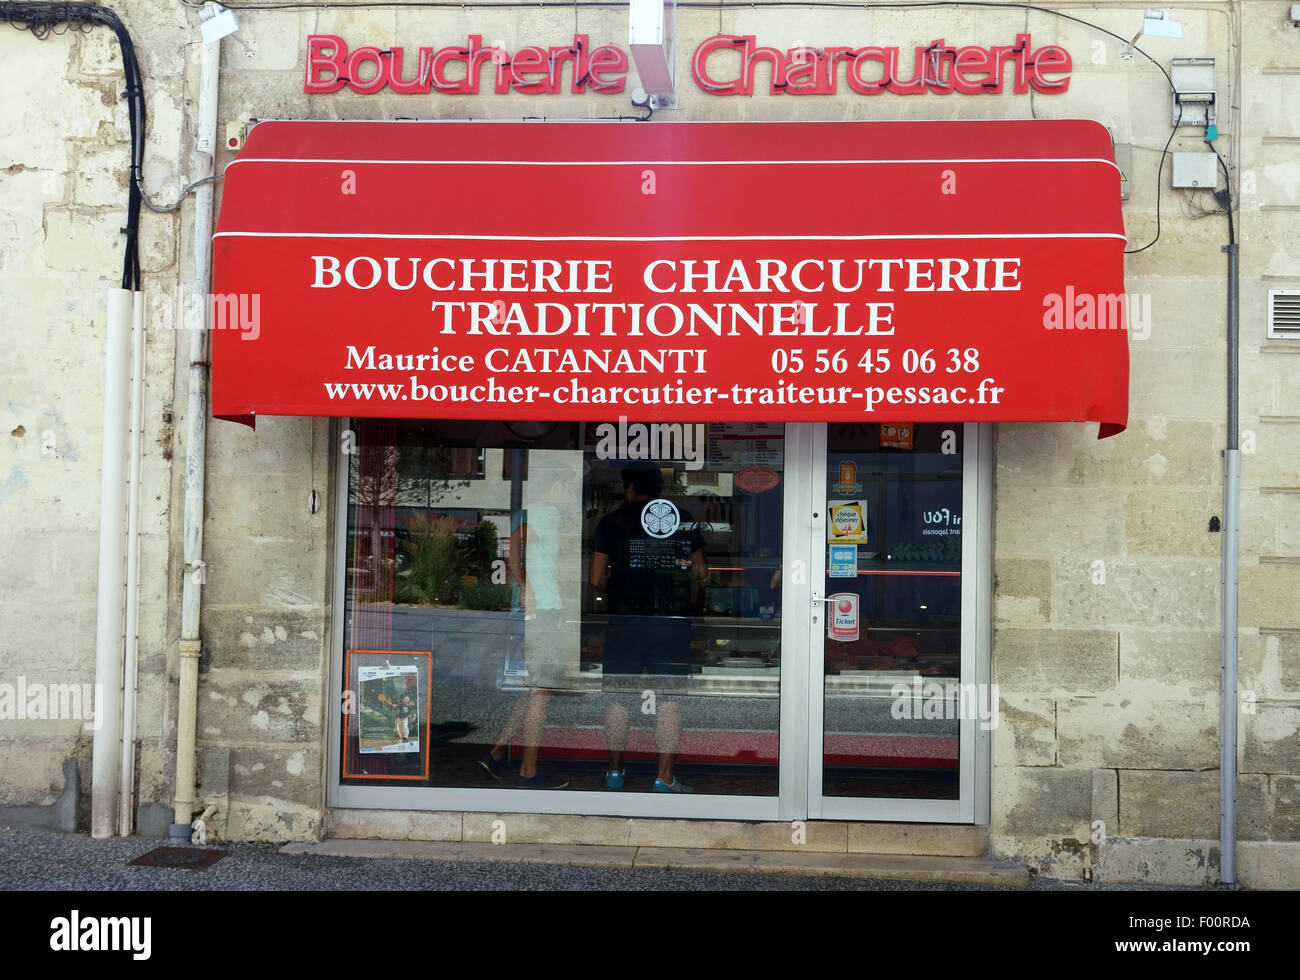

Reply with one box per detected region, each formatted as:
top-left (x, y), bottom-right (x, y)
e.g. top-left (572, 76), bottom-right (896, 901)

top-left (1171, 58), bottom-right (1216, 127)
top-left (1172, 152), bottom-right (1218, 189)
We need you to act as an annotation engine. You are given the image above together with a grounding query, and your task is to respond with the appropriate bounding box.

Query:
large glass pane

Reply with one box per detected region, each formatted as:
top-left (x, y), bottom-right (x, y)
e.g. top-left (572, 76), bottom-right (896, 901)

top-left (821, 423), bottom-right (963, 800)
top-left (341, 419), bottom-right (784, 797)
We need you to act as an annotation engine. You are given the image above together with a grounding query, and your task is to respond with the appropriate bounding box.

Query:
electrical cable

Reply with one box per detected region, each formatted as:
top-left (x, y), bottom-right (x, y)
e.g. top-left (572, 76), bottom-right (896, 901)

top-left (1124, 103), bottom-right (1180, 256)
top-left (139, 174), bottom-right (224, 213)
top-left (1212, 148), bottom-right (1234, 246)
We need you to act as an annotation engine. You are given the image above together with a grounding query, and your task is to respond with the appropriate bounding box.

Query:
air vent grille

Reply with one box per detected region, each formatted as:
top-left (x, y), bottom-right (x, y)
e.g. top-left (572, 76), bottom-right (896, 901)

top-left (1269, 290), bottom-right (1300, 340)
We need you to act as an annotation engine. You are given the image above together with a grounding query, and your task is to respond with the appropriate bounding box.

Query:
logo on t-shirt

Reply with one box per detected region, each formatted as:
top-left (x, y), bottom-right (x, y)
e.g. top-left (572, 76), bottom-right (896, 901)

top-left (640, 498), bottom-right (681, 539)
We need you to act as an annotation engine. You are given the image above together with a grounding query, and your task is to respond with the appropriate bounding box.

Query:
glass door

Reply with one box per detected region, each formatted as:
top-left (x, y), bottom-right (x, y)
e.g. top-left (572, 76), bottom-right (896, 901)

top-left (796, 422), bottom-right (987, 823)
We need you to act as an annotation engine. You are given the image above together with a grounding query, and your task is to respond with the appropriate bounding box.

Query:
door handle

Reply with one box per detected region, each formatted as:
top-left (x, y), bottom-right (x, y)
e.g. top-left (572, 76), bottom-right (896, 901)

top-left (810, 594), bottom-right (835, 604)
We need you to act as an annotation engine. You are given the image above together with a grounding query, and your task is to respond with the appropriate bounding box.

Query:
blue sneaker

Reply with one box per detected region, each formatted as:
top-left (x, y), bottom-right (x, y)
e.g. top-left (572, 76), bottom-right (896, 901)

top-left (653, 777), bottom-right (694, 794)
top-left (477, 752), bottom-right (503, 780)
top-left (605, 770), bottom-right (624, 791)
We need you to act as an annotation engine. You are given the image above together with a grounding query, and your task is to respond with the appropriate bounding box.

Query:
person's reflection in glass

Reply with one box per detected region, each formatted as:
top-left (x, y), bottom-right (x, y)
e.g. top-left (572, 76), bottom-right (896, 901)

top-left (479, 473), bottom-right (571, 789)
top-left (590, 465), bottom-right (706, 793)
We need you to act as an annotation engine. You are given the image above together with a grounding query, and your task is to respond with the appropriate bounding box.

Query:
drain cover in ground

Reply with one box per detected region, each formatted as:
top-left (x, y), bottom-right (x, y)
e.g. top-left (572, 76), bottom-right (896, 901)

top-left (129, 846), bottom-right (228, 869)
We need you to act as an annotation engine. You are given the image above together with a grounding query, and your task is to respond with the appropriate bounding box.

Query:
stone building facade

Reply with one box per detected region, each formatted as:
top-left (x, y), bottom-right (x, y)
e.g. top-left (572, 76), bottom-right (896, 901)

top-left (0, 0), bottom-right (1297, 887)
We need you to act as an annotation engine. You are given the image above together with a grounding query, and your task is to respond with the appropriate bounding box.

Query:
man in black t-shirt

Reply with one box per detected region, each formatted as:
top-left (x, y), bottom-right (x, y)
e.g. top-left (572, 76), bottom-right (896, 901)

top-left (590, 466), bottom-right (705, 794)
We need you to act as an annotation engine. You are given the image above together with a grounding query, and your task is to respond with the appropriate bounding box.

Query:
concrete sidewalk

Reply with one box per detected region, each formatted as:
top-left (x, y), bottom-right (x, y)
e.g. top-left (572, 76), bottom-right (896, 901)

top-left (0, 825), bottom-right (1188, 890)
top-left (283, 837), bottom-right (1030, 885)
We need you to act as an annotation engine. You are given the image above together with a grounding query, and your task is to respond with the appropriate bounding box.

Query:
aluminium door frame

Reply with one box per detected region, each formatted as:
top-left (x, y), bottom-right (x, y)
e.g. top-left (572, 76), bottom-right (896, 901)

top-left (799, 422), bottom-right (992, 824)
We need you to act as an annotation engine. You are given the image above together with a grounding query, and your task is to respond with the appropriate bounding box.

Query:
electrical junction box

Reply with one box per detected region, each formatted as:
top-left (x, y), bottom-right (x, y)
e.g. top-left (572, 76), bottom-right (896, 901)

top-left (1172, 152), bottom-right (1217, 189)
top-left (1171, 57), bottom-right (1216, 127)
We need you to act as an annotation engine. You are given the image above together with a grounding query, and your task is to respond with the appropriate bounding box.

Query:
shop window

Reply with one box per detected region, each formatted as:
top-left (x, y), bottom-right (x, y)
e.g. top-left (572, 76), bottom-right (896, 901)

top-left (339, 419), bottom-right (784, 797)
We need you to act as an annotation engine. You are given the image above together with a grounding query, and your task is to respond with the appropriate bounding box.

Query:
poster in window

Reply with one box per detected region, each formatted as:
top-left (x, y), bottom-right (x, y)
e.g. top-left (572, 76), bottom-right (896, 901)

top-left (357, 664), bottom-right (421, 754)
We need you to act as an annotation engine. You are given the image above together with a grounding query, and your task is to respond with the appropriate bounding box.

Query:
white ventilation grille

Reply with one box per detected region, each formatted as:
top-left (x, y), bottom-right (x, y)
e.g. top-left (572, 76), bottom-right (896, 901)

top-left (1269, 290), bottom-right (1300, 340)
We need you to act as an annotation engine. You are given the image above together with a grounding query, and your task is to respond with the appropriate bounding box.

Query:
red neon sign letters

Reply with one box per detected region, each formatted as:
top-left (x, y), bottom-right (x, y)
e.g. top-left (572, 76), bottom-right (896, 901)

top-left (303, 34), bottom-right (1071, 97)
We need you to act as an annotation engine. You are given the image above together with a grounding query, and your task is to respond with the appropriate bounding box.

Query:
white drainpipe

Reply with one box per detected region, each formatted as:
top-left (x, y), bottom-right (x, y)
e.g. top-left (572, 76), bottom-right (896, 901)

top-left (117, 289), bottom-right (146, 835)
top-left (90, 288), bottom-right (133, 839)
top-left (171, 5), bottom-right (222, 842)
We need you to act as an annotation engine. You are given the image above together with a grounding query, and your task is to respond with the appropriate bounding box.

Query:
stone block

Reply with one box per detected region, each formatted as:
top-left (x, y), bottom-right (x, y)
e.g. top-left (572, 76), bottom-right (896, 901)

top-left (993, 486), bottom-right (1124, 558)
top-left (1239, 562), bottom-right (1300, 630)
top-left (1053, 557), bottom-right (1218, 629)
top-left (195, 669), bottom-right (322, 743)
top-left (195, 537), bottom-right (326, 608)
top-left (43, 209), bottom-right (125, 273)
top-left (1058, 694), bottom-right (1219, 770)
top-left (0, 756), bottom-right (77, 831)
top-left (1093, 768), bottom-right (1117, 837)
top-left (1092, 837), bottom-right (1220, 887)
top-left (1239, 487), bottom-right (1278, 560)
top-left (996, 767), bottom-right (1094, 838)
top-left (995, 694), bottom-right (1056, 767)
top-left (1119, 769), bottom-right (1220, 839)
top-left (993, 558), bottom-right (1052, 626)
top-left (1240, 629), bottom-right (1300, 702)
top-left (994, 423), bottom-right (1070, 487)
top-left (0, 740), bottom-right (77, 806)
top-left (1276, 494), bottom-right (1300, 556)
top-left (225, 798), bottom-right (322, 842)
top-left (1124, 489), bottom-right (1220, 557)
top-left (1129, 350), bottom-right (1226, 422)
top-left (1120, 629), bottom-right (1219, 696)
top-left (203, 607), bottom-right (326, 672)
top-left (219, 10), bottom-right (305, 73)
top-left (1240, 703), bottom-right (1300, 774)
top-left (845, 823), bottom-right (986, 857)
top-left (328, 807), bottom-right (462, 841)
top-left (1238, 841), bottom-right (1300, 890)
top-left (625, 817), bottom-right (846, 853)
top-left (74, 146), bottom-right (129, 208)
top-left (77, 28), bottom-right (121, 76)
top-left (1062, 419), bottom-right (1220, 489)
top-left (228, 745), bottom-right (321, 808)
top-left (463, 811), bottom-right (631, 846)
top-left (993, 628), bottom-right (1117, 694)
top-left (1268, 775), bottom-right (1300, 841)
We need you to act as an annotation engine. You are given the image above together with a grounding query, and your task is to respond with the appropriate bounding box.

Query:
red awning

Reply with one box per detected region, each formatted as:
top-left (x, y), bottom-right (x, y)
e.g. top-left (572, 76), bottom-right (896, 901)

top-left (211, 119), bottom-right (1128, 435)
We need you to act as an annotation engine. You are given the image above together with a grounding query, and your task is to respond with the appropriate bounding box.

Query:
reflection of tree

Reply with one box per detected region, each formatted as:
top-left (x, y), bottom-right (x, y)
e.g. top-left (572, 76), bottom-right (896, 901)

top-left (396, 445), bottom-right (465, 508)
top-left (349, 440), bottom-right (471, 604)
top-left (350, 444), bottom-right (397, 602)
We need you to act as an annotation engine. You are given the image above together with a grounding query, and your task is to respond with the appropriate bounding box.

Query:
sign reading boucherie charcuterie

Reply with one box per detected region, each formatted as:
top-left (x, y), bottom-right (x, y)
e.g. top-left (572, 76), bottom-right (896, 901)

top-left (210, 120), bottom-right (1128, 435)
top-left (304, 34), bottom-right (1070, 96)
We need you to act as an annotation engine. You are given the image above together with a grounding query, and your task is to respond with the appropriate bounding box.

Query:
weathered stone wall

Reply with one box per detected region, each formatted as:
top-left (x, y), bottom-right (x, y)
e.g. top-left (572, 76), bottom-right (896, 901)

top-left (2, 0), bottom-right (1295, 886)
top-left (0, 2), bottom-right (189, 831)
